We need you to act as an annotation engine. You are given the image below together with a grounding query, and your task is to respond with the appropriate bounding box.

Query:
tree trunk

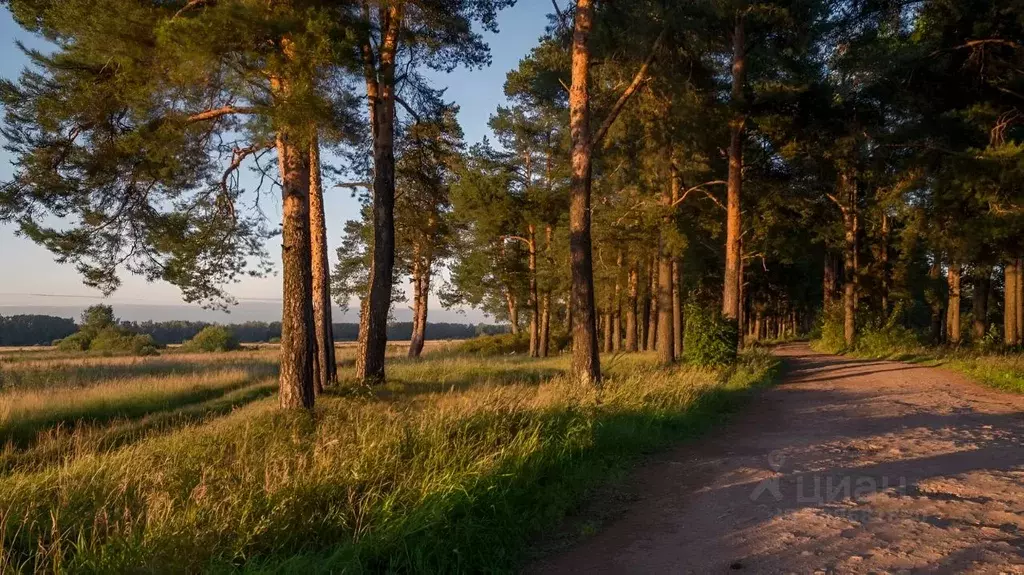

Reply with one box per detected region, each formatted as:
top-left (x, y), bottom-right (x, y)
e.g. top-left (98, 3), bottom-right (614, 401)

top-left (613, 251), bottom-right (623, 352)
top-left (880, 211), bottom-right (890, 315)
top-left (972, 268), bottom-right (990, 342)
top-left (507, 292), bottom-right (519, 335)
top-left (408, 255), bottom-right (431, 359)
top-left (309, 136), bottom-right (335, 393)
top-left (276, 128), bottom-right (315, 409)
top-left (603, 310), bottom-right (613, 353)
top-left (626, 263), bottom-right (639, 352)
top-left (568, 0), bottom-right (601, 386)
top-left (527, 225), bottom-right (539, 358)
top-left (1006, 261), bottom-right (1018, 345)
top-left (1011, 255), bottom-right (1019, 341)
top-left (358, 6), bottom-right (402, 384)
top-left (647, 257), bottom-right (658, 352)
top-left (657, 181), bottom-right (675, 364)
top-left (722, 13), bottom-right (746, 323)
top-left (946, 264), bottom-right (961, 345)
top-left (823, 252), bottom-right (838, 308)
top-left (539, 293), bottom-right (551, 357)
top-left (670, 166), bottom-right (683, 356)
top-left (840, 172), bottom-right (857, 348)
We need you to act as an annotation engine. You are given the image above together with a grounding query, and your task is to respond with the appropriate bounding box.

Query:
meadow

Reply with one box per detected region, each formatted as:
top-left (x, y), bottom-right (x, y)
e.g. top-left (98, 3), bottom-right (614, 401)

top-left (0, 342), bottom-right (778, 573)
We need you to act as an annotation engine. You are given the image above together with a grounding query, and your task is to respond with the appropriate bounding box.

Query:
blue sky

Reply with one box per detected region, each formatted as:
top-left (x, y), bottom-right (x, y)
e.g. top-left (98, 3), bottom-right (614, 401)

top-left (0, 2), bottom-right (550, 321)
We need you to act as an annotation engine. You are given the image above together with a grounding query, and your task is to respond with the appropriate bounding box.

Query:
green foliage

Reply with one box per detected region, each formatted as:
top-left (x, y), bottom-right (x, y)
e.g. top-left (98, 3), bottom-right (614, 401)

top-left (451, 332), bottom-right (528, 356)
top-left (55, 331), bottom-right (92, 352)
top-left (683, 305), bottom-right (738, 367)
top-left (815, 303), bottom-right (848, 354)
top-left (80, 305), bottom-right (116, 332)
top-left (180, 326), bottom-right (240, 353)
top-left (88, 328), bottom-right (158, 357)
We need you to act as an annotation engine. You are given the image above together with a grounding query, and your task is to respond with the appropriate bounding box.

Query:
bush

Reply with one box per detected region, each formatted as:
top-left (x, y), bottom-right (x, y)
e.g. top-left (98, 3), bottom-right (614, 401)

top-left (816, 302), bottom-right (847, 354)
top-left (89, 327), bottom-right (158, 356)
top-left (683, 304), bottom-right (738, 367)
top-left (55, 331), bottom-right (91, 352)
top-left (452, 332), bottom-right (528, 356)
top-left (181, 326), bottom-right (240, 353)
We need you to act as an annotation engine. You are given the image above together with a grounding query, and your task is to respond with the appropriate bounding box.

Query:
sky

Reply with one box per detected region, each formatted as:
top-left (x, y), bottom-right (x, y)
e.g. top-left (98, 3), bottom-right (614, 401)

top-left (0, 2), bottom-right (551, 323)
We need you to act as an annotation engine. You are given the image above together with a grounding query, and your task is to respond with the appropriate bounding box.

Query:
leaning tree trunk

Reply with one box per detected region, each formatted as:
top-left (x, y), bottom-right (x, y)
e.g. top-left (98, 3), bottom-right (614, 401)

top-left (309, 135), bottom-right (336, 393)
top-left (972, 268), bottom-right (990, 341)
top-left (358, 7), bottom-right (402, 384)
top-left (722, 13), bottom-right (746, 324)
top-left (626, 263), bottom-right (639, 352)
top-left (1007, 261), bottom-right (1018, 346)
top-left (276, 127), bottom-right (315, 409)
top-left (946, 264), bottom-right (961, 345)
top-left (568, 0), bottom-right (601, 386)
top-left (528, 225), bottom-right (539, 358)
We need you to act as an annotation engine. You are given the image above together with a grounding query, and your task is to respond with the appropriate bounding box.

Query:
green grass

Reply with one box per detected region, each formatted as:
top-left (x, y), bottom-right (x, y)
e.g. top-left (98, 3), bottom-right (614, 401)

top-left (0, 346), bottom-right (779, 573)
top-left (810, 339), bottom-right (1024, 394)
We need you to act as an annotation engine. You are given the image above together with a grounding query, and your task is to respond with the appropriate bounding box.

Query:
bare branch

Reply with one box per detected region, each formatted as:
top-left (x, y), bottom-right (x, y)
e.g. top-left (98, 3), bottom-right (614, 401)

top-left (394, 94), bottom-right (422, 123)
top-left (591, 27), bottom-right (667, 148)
top-left (172, 0), bottom-right (215, 19)
top-left (186, 106), bottom-right (255, 123)
top-left (670, 180), bottom-right (728, 208)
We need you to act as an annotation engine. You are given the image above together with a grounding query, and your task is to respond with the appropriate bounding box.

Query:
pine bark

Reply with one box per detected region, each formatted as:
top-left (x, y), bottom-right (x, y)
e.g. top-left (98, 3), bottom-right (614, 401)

top-left (972, 268), bottom-right (990, 342)
top-left (568, 0), bottom-right (601, 386)
top-left (929, 260), bottom-right (944, 344)
top-left (823, 252), bottom-right (838, 308)
top-left (625, 263), bottom-right (639, 352)
top-left (946, 264), bottom-right (961, 345)
top-left (528, 225), bottom-right (539, 357)
top-left (507, 292), bottom-right (519, 335)
top-left (1016, 258), bottom-right (1023, 344)
top-left (357, 4), bottom-right (403, 383)
top-left (1006, 261), bottom-right (1018, 345)
top-left (309, 136), bottom-right (336, 393)
top-left (840, 172), bottom-right (857, 347)
top-left (407, 254), bottom-right (431, 358)
top-left (647, 257), bottom-right (658, 351)
top-left (539, 293), bottom-right (551, 357)
top-left (613, 251), bottom-right (623, 352)
top-left (722, 14), bottom-right (746, 323)
top-left (603, 310), bottom-right (613, 353)
top-left (657, 181), bottom-right (675, 364)
top-left (879, 211), bottom-right (890, 315)
top-left (276, 128), bottom-right (315, 409)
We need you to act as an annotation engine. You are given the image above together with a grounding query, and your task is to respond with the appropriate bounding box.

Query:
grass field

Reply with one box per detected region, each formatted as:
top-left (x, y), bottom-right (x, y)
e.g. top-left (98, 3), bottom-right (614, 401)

top-left (0, 342), bottom-right (778, 573)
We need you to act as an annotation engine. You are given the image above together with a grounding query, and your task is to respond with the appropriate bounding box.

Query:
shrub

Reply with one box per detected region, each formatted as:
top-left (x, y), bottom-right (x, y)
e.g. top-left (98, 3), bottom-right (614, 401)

top-left (181, 326), bottom-right (240, 353)
top-left (855, 304), bottom-right (919, 357)
top-left (55, 331), bottom-right (91, 352)
top-left (816, 302), bottom-right (847, 354)
top-left (89, 328), bottom-right (158, 356)
top-left (452, 332), bottom-right (528, 356)
top-left (683, 304), bottom-right (738, 367)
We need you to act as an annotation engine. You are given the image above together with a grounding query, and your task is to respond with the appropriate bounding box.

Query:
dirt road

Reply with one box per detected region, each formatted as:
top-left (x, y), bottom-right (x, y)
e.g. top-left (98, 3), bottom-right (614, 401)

top-left (535, 344), bottom-right (1024, 574)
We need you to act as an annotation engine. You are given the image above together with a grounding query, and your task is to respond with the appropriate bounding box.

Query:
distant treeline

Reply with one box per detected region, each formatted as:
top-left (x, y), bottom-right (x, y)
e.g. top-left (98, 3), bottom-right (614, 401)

top-left (0, 315), bottom-right (507, 347)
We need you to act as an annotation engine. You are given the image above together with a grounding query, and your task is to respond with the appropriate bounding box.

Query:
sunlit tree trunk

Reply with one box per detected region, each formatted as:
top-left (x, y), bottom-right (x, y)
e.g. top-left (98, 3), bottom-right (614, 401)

top-left (722, 13), bottom-right (746, 323)
top-left (1006, 262), bottom-right (1018, 345)
top-left (539, 293), bottom-right (551, 357)
top-left (625, 263), bottom-right (639, 352)
top-left (840, 171), bottom-right (857, 348)
top-left (657, 182), bottom-right (674, 364)
top-left (613, 251), bottom-right (623, 352)
top-left (1016, 258), bottom-right (1023, 344)
top-left (568, 0), bottom-right (601, 386)
top-left (647, 256), bottom-right (658, 351)
top-left (972, 268), bottom-right (990, 341)
top-left (276, 127), bottom-right (315, 409)
top-left (527, 225), bottom-right (539, 358)
top-left (946, 264), bottom-right (961, 345)
top-left (670, 166), bottom-right (683, 355)
top-left (929, 260), bottom-right (944, 344)
top-left (506, 292), bottom-right (519, 335)
top-left (408, 253), bottom-right (431, 359)
top-left (358, 3), bottom-right (403, 383)
top-left (309, 135), bottom-right (336, 392)
top-left (879, 211), bottom-right (890, 315)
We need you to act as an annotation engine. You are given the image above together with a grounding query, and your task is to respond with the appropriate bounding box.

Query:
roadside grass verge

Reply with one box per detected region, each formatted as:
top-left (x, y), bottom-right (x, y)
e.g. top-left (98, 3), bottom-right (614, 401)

top-left (0, 351), bottom-right (779, 573)
top-left (810, 340), bottom-right (1024, 394)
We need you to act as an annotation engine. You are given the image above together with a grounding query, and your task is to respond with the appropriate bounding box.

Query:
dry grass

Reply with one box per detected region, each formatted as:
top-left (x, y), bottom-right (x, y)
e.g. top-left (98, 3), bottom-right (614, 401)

top-left (0, 344), bottom-right (779, 573)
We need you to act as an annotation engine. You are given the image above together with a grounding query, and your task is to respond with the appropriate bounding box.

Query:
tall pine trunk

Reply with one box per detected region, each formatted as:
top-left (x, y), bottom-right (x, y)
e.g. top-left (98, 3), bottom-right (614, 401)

top-left (309, 135), bottom-right (335, 393)
top-left (539, 293), bottom-right (551, 357)
top-left (358, 5), bottom-right (402, 383)
top-left (823, 252), bottom-right (838, 308)
top-left (972, 268), bottom-right (990, 341)
top-left (408, 254), bottom-right (431, 358)
top-left (657, 180), bottom-right (674, 364)
top-left (722, 13), bottom-right (745, 323)
top-left (879, 211), bottom-right (890, 315)
top-left (528, 225), bottom-right (539, 358)
top-left (568, 0), bottom-right (601, 386)
top-left (1006, 261), bottom-right (1018, 346)
top-left (506, 292), bottom-right (519, 335)
top-left (613, 251), bottom-right (623, 352)
top-left (946, 264), bottom-right (961, 345)
top-left (276, 128), bottom-right (315, 409)
top-left (1016, 257), bottom-right (1023, 344)
top-left (647, 257), bottom-right (658, 351)
top-left (626, 263), bottom-right (639, 352)
top-left (840, 172), bottom-right (857, 348)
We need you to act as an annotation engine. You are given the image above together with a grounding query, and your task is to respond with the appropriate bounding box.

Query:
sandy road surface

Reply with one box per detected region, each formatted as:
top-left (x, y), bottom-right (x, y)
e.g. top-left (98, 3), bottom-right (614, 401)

top-left (535, 344), bottom-right (1024, 574)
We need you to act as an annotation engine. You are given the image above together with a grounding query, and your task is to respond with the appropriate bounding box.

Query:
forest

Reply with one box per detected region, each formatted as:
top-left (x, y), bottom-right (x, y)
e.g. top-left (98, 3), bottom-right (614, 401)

top-left (0, 0), bottom-right (1023, 571)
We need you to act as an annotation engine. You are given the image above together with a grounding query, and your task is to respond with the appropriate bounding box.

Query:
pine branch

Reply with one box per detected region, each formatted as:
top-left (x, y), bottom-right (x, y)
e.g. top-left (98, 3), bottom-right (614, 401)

top-left (591, 27), bottom-right (667, 148)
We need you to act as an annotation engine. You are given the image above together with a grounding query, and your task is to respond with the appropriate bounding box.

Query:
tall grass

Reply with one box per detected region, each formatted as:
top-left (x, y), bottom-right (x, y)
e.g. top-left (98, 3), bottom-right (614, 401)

top-left (0, 366), bottom-right (276, 447)
top-left (0, 350), bottom-right (778, 573)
